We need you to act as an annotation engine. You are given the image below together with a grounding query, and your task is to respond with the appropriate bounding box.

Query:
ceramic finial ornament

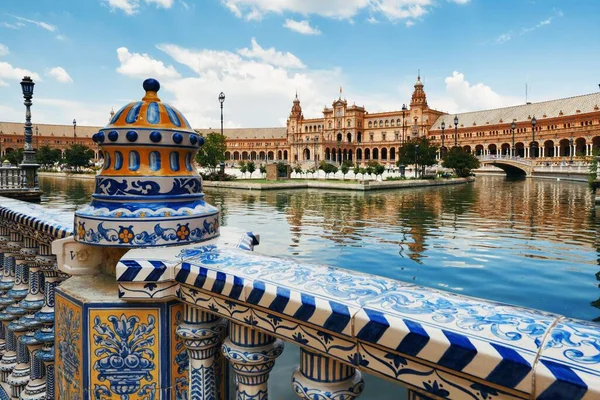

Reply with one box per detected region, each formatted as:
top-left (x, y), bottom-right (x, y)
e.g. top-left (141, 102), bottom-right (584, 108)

top-left (74, 78), bottom-right (219, 247)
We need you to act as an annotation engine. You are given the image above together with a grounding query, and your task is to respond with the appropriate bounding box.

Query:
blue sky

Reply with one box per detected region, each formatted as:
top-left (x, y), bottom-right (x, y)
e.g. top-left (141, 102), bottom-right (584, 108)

top-left (0, 0), bottom-right (598, 128)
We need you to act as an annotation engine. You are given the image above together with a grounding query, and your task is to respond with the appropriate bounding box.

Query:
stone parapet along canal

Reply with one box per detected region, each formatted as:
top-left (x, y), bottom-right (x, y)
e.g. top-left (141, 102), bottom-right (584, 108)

top-left (38, 174), bottom-right (599, 399)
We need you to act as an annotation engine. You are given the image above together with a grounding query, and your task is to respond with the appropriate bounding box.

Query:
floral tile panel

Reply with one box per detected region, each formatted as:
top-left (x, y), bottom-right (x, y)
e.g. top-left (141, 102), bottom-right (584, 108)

top-left (535, 318), bottom-right (600, 400)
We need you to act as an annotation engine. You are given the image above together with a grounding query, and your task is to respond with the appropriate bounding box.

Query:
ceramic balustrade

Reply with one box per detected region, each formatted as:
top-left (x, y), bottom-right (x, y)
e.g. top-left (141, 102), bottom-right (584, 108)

top-left (116, 244), bottom-right (600, 400)
top-left (0, 196), bottom-right (73, 399)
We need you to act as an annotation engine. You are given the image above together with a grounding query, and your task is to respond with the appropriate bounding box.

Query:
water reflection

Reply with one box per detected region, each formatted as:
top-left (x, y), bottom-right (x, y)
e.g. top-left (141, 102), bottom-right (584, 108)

top-left (38, 175), bottom-right (599, 320)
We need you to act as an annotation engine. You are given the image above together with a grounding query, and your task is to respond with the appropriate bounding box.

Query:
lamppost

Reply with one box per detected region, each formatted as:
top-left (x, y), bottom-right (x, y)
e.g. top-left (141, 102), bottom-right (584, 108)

top-left (219, 92), bottom-right (226, 172)
top-left (219, 92), bottom-right (225, 138)
top-left (569, 136), bottom-right (574, 163)
top-left (73, 118), bottom-right (77, 144)
top-left (440, 121), bottom-right (445, 159)
top-left (313, 135), bottom-right (318, 166)
top-left (530, 116), bottom-right (537, 159)
top-left (402, 103), bottom-right (407, 145)
top-left (20, 76), bottom-right (39, 189)
top-left (511, 121), bottom-right (516, 158)
top-left (264, 142), bottom-right (268, 163)
top-left (453, 115), bottom-right (458, 147)
top-left (415, 144), bottom-right (420, 179)
top-left (35, 126), bottom-right (39, 150)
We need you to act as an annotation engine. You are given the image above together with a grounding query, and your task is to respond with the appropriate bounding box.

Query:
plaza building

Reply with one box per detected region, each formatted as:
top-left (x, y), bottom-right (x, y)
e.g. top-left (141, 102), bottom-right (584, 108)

top-left (1, 75), bottom-right (599, 165)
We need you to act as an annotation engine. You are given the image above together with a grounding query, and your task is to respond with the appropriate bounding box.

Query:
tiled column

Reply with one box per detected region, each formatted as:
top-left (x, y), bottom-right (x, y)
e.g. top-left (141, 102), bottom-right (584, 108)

top-left (36, 346), bottom-right (54, 400)
top-left (222, 322), bottom-right (284, 399)
top-left (176, 305), bottom-right (227, 399)
top-left (19, 330), bottom-right (45, 400)
top-left (292, 348), bottom-right (364, 400)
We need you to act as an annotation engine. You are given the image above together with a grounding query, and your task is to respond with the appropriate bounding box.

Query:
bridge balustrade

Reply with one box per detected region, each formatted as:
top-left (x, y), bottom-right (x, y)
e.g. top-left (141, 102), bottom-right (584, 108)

top-left (0, 197), bottom-right (596, 399)
top-left (0, 168), bottom-right (25, 190)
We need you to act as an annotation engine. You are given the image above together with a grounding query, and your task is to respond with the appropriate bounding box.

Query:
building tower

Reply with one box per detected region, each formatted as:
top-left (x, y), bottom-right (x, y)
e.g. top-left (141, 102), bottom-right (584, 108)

top-left (287, 93), bottom-right (304, 161)
top-left (409, 74), bottom-right (429, 138)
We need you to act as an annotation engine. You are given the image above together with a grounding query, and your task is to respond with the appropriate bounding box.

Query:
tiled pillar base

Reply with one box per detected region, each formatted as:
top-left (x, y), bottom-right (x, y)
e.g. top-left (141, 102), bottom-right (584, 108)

top-left (55, 274), bottom-right (183, 399)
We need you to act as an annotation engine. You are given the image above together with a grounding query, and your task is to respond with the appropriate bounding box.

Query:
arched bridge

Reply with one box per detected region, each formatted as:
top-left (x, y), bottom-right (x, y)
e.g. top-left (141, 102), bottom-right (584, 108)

top-left (478, 155), bottom-right (534, 176)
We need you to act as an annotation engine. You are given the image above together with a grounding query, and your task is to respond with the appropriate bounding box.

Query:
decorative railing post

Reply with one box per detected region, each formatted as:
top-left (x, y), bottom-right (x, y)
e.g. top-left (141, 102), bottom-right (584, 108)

top-left (222, 322), bottom-right (284, 399)
top-left (292, 349), bottom-right (364, 400)
top-left (176, 305), bottom-right (227, 399)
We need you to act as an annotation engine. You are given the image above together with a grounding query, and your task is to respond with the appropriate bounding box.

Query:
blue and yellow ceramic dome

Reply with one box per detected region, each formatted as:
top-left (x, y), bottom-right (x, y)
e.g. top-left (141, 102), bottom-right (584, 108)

top-left (74, 78), bottom-right (219, 247)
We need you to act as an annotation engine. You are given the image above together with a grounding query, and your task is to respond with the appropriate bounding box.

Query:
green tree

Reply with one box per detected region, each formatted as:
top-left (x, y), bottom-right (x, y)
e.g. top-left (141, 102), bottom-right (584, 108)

top-left (373, 163), bottom-right (385, 180)
top-left (36, 145), bottom-right (62, 168)
top-left (365, 165), bottom-right (374, 177)
top-left (307, 167), bottom-right (316, 179)
top-left (196, 132), bottom-right (226, 173)
top-left (397, 138), bottom-right (438, 169)
top-left (5, 149), bottom-right (24, 165)
top-left (239, 161), bottom-right (248, 178)
top-left (247, 161), bottom-right (256, 178)
top-left (64, 144), bottom-right (94, 170)
top-left (441, 147), bottom-right (480, 177)
top-left (259, 164), bottom-right (267, 177)
top-left (353, 165), bottom-right (360, 179)
top-left (340, 163), bottom-right (349, 179)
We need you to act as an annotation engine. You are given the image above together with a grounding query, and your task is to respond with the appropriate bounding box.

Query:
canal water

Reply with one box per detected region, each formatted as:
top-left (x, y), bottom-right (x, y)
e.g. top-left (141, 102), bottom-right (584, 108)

top-left (39, 175), bottom-right (600, 399)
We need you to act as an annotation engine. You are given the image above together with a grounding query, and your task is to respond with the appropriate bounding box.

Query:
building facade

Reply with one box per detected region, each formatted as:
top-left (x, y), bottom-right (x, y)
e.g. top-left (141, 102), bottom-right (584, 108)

top-left (1, 75), bottom-right (599, 165)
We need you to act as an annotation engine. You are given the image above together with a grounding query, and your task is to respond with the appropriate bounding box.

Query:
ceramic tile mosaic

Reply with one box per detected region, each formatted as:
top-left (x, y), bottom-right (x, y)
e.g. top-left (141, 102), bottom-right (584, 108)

top-left (535, 318), bottom-right (600, 399)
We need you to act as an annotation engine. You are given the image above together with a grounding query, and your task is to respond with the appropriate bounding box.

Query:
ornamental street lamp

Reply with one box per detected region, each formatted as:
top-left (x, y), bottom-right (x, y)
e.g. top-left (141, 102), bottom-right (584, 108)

top-left (219, 92), bottom-right (225, 138)
top-left (219, 92), bottom-right (226, 172)
top-left (531, 116), bottom-right (537, 159)
top-left (415, 144), bottom-right (420, 179)
top-left (36, 126), bottom-right (39, 150)
top-left (402, 103), bottom-right (407, 145)
top-left (570, 136), bottom-right (574, 163)
top-left (73, 118), bottom-right (77, 144)
top-left (313, 135), bottom-right (318, 166)
top-left (453, 115), bottom-right (458, 147)
top-left (511, 121), bottom-right (516, 157)
top-left (20, 76), bottom-right (39, 189)
top-left (440, 121), bottom-right (446, 158)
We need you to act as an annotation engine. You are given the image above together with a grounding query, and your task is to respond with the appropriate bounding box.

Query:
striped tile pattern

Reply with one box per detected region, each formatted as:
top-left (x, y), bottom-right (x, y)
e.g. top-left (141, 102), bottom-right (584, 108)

top-left (0, 197), bottom-right (73, 239)
top-left (112, 236), bottom-right (600, 398)
top-left (236, 232), bottom-right (259, 251)
top-left (300, 349), bottom-right (354, 383)
top-left (535, 319), bottom-right (600, 400)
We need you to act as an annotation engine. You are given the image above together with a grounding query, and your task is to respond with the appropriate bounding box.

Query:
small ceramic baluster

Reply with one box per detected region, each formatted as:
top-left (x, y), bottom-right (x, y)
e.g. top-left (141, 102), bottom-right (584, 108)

top-left (36, 345), bottom-right (54, 400)
top-left (7, 318), bottom-right (30, 397)
top-left (222, 322), bottom-right (284, 400)
top-left (20, 331), bottom-right (44, 400)
top-left (176, 305), bottom-right (227, 400)
top-left (292, 349), bottom-right (364, 400)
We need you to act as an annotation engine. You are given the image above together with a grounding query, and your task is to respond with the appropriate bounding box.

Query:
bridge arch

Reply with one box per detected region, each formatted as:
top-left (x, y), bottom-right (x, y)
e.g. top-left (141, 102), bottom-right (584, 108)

top-left (480, 159), bottom-right (529, 177)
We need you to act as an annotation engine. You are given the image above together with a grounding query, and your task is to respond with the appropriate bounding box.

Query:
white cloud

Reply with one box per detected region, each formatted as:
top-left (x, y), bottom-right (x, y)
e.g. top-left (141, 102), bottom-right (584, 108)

top-left (221, 0), bottom-right (441, 22)
top-left (367, 16), bottom-right (379, 23)
top-left (116, 47), bottom-right (181, 78)
top-left (0, 21), bottom-right (25, 29)
top-left (237, 38), bottom-right (306, 68)
top-left (283, 19), bottom-right (321, 35)
top-left (429, 71), bottom-right (521, 113)
top-left (0, 44), bottom-right (8, 57)
top-left (8, 15), bottom-right (56, 32)
top-left (103, 0), bottom-right (175, 14)
top-left (495, 9), bottom-right (562, 44)
top-left (145, 0), bottom-right (175, 8)
top-left (46, 67), bottom-right (73, 83)
top-left (450, 0), bottom-right (470, 4)
top-left (0, 61), bottom-right (41, 87)
top-left (405, 20), bottom-right (415, 27)
top-left (104, 0), bottom-right (140, 15)
top-left (35, 98), bottom-right (115, 126)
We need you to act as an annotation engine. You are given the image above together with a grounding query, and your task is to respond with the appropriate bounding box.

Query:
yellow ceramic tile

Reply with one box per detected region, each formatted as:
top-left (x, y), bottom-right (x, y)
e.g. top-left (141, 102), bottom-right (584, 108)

top-left (55, 294), bottom-right (83, 400)
top-left (89, 308), bottom-right (160, 400)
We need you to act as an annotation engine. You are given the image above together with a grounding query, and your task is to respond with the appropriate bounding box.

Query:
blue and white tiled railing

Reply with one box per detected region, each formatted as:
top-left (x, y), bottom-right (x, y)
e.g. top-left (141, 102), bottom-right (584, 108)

top-left (0, 196), bottom-right (73, 399)
top-left (117, 244), bottom-right (600, 399)
top-left (0, 195), bottom-right (599, 399)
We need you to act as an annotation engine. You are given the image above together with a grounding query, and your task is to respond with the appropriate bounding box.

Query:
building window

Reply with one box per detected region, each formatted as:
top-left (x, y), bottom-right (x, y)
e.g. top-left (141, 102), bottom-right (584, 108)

top-left (379, 120), bottom-right (383, 127)
top-left (394, 131), bottom-right (399, 140)
top-left (382, 132), bottom-right (386, 141)
top-left (347, 120), bottom-right (351, 127)
top-left (328, 122), bottom-right (332, 129)
top-left (385, 120), bottom-right (389, 127)
top-left (370, 133), bottom-right (374, 141)
top-left (368, 121), bottom-right (372, 128)
top-left (391, 120), bottom-right (395, 126)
